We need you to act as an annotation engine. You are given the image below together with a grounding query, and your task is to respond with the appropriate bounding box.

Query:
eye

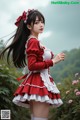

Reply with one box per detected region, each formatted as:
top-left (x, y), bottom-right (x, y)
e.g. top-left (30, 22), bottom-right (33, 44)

top-left (35, 21), bottom-right (39, 24)
top-left (34, 20), bottom-right (44, 24)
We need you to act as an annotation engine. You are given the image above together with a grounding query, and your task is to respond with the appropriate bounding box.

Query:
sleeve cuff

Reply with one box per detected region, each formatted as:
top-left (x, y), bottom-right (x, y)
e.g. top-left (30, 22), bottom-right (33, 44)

top-left (45, 60), bottom-right (54, 67)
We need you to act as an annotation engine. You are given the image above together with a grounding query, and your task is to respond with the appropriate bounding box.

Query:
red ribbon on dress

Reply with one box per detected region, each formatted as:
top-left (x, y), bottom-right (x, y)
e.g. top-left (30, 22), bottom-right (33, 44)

top-left (16, 74), bottom-right (28, 81)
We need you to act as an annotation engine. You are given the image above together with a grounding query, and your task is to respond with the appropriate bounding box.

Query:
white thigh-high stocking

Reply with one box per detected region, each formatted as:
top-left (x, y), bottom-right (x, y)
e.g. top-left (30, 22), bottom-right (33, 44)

top-left (33, 117), bottom-right (48, 120)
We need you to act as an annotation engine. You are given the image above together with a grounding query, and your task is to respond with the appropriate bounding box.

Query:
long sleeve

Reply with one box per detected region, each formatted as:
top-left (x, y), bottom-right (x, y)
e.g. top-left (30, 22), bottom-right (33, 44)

top-left (26, 38), bottom-right (53, 71)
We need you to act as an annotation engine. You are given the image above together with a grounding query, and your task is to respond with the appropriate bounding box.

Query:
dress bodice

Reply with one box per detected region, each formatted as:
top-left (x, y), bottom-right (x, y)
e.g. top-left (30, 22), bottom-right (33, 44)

top-left (25, 35), bottom-right (54, 61)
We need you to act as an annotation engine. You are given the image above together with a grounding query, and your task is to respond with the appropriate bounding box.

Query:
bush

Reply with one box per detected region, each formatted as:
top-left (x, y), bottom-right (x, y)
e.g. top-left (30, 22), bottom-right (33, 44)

top-left (49, 73), bottom-right (80, 120)
top-left (0, 61), bottom-right (30, 120)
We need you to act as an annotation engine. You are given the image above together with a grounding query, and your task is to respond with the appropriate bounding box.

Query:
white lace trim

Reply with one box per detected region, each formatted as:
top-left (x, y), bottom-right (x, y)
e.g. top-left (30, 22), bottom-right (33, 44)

top-left (12, 94), bottom-right (63, 108)
top-left (40, 69), bottom-right (60, 94)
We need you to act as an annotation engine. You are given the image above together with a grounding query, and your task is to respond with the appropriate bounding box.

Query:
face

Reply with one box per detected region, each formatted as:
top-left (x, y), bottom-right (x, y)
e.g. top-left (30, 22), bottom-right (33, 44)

top-left (29, 16), bottom-right (45, 36)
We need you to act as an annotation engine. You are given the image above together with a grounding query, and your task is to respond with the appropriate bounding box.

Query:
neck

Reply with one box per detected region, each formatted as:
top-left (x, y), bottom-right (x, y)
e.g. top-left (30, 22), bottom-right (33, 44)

top-left (31, 32), bottom-right (39, 39)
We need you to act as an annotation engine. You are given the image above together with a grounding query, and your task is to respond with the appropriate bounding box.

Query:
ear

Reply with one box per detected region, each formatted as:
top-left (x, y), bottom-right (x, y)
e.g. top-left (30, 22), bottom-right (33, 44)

top-left (27, 24), bottom-right (32, 30)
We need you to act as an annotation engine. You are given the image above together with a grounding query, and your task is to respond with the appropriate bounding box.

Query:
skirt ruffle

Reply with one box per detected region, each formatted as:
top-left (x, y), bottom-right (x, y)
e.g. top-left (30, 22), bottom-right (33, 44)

top-left (13, 94), bottom-right (63, 108)
top-left (12, 73), bottom-right (63, 108)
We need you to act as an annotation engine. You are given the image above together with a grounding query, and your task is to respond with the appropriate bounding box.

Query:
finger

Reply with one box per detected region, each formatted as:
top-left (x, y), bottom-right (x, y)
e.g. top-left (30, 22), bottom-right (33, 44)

top-left (61, 55), bottom-right (65, 58)
top-left (61, 57), bottom-right (64, 60)
top-left (61, 57), bottom-right (65, 61)
top-left (61, 54), bottom-right (65, 57)
top-left (61, 53), bottom-right (65, 56)
top-left (57, 54), bottom-right (62, 60)
top-left (58, 53), bottom-right (65, 58)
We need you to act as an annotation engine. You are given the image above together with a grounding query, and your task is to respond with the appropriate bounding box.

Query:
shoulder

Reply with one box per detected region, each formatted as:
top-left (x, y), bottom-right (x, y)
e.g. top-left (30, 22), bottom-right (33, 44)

top-left (28, 38), bottom-right (39, 44)
top-left (26, 38), bottom-right (41, 55)
top-left (27, 38), bottom-right (40, 49)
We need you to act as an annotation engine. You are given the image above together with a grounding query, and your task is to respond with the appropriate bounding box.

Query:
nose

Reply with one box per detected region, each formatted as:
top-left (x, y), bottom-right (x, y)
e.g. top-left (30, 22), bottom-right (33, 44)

top-left (40, 22), bottom-right (44, 27)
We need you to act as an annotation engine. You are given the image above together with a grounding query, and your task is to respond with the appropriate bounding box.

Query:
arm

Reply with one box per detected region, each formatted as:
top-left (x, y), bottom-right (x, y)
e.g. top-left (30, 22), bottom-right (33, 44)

top-left (26, 38), bottom-right (53, 71)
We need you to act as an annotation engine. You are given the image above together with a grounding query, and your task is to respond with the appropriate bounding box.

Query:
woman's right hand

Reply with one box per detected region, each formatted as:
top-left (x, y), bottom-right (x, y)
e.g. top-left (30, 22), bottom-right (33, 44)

top-left (52, 52), bottom-right (65, 64)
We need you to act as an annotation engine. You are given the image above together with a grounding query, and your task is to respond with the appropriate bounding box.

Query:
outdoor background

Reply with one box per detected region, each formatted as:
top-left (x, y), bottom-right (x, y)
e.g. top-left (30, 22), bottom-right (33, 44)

top-left (0, 0), bottom-right (80, 53)
top-left (0, 0), bottom-right (80, 120)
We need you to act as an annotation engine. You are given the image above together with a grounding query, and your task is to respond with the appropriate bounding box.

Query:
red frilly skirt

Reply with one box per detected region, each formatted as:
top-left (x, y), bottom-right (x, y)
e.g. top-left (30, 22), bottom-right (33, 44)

top-left (12, 72), bottom-right (63, 108)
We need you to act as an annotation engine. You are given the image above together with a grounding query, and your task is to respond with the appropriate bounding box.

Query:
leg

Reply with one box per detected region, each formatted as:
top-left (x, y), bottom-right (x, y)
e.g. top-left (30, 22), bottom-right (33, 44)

top-left (29, 100), bottom-right (34, 120)
top-left (32, 100), bottom-right (50, 120)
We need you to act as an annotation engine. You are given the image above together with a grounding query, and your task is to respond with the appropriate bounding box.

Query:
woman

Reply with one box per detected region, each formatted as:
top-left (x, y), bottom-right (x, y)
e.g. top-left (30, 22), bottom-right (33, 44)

top-left (0, 9), bottom-right (65, 120)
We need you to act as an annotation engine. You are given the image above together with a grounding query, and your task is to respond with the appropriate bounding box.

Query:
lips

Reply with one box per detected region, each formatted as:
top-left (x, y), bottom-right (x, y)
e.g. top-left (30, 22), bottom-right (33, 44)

top-left (39, 28), bottom-right (43, 31)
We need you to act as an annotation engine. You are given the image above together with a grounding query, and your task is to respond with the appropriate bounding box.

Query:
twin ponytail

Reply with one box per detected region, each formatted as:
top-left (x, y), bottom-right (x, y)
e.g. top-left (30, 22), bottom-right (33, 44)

top-left (0, 9), bottom-right (45, 68)
top-left (0, 19), bottom-right (30, 68)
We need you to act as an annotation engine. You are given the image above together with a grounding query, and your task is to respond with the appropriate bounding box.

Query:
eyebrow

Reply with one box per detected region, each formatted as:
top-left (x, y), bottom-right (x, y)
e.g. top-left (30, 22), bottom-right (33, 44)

top-left (35, 20), bottom-right (43, 22)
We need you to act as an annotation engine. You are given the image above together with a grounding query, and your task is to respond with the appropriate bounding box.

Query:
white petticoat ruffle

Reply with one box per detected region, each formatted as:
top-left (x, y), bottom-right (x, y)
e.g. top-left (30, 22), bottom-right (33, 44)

top-left (12, 94), bottom-right (63, 108)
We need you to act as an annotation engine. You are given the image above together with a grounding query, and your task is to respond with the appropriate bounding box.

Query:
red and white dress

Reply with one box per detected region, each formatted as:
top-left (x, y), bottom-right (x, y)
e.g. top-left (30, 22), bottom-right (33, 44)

top-left (12, 35), bottom-right (63, 108)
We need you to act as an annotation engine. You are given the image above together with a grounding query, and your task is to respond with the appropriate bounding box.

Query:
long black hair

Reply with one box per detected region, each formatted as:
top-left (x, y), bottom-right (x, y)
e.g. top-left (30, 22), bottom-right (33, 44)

top-left (0, 10), bottom-right (45, 68)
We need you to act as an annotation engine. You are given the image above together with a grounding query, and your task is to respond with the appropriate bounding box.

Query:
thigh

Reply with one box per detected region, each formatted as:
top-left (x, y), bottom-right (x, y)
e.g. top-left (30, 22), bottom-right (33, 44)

top-left (29, 100), bottom-right (33, 113)
top-left (32, 100), bottom-right (50, 118)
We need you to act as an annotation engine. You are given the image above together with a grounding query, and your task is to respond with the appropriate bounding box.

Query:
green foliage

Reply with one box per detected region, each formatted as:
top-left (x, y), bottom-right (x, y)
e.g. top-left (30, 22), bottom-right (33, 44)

top-left (0, 41), bottom-right (80, 120)
top-left (50, 48), bottom-right (80, 83)
top-left (0, 61), bottom-right (30, 120)
top-left (49, 74), bottom-right (80, 120)
top-left (49, 48), bottom-right (80, 120)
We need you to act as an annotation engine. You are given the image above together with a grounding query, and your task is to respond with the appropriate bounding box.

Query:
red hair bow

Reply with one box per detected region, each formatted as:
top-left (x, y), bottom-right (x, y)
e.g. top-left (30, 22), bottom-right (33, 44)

top-left (15, 11), bottom-right (27, 26)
